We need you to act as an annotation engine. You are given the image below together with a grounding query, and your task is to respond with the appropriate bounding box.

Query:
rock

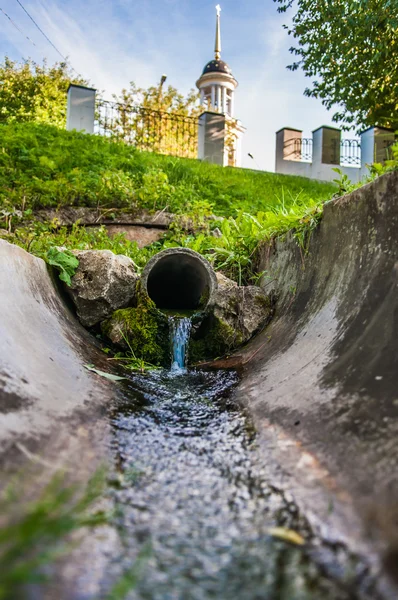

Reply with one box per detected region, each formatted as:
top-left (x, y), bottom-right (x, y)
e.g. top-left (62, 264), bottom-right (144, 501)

top-left (101, 314), bottom-right (127, 349)
top-left (211, 227), bottom-right (222, 238)
top-left (66, 250), bottom-right (138, 327)
top-left (189, 275), bottom-right (273, 363)
top-left (104, 225), bottom-right (165, 248)
top-left (101, 305), bottom-right (169, 366)
top-left (35, 207), bottom-right (175, 228)
top-left (236, 285), bottom-right (273, 340)
top-left (214, 274), bottom-right (272, 344)
top-left (216, 271), bottom-right (238, 290)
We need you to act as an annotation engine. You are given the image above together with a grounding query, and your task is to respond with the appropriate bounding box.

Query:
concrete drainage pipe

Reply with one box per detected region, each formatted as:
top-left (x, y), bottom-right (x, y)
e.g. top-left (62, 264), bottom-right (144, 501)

top-left (141, 248), bottom-right (217, 311)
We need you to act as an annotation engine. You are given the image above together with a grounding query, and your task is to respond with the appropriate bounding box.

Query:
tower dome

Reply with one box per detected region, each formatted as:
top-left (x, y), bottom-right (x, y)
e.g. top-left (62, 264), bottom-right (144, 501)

top-left (196, 5), bottom-right (238, 117)
top-left (202, 59), bottom-right (233, 76)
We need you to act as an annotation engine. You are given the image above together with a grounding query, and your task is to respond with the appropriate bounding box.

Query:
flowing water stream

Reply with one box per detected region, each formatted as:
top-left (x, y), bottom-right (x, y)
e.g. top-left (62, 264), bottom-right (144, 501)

top-left (169, 316), bottom-right (193, 372)
top-left (104, 317), bottom-right (377, 599)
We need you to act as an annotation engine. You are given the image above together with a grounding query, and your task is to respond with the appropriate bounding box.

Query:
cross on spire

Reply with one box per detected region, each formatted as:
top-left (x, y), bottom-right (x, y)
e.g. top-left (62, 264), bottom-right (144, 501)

top-left (215, 4), bottom-right (221, 59)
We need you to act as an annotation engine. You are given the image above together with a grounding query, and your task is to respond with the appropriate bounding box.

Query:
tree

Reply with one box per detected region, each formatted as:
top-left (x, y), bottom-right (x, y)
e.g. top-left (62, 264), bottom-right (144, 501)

top-left (98, 79), bottom-right (201, 158)
top-left (115, 80), bottom-right (200, 116)
top-left (0, 57), bottom-right (88, 127)
top-left (274, 0), bottom-right (398, 131)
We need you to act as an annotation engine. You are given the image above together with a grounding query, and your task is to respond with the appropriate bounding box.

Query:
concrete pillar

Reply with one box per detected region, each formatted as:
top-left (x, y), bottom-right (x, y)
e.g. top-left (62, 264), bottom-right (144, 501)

top-left (312, 126), bottom-right (341, 166)
top-left (230, 92), bottom-right (234, 118)
top-left (222, 87), bottom-right (226, 114)
top-left (275, 128), bottom-right (303, 172)
top-left (198, 111), bottom-right (227, 166)
top-left (360, 127), bottom-right (396, 175)
top-left (211, 86), bottom-right (215, 109)
top-left (66, 84), bottom-right (96, 133)
top-left (216, 86), bottom-right (222, 112)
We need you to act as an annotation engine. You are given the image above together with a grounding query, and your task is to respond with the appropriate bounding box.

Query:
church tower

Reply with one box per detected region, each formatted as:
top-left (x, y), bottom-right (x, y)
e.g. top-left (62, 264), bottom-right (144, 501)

top-left (196, 5), bottom-right (238, 116)
top-left (196, 5), bottom-right (245, 167)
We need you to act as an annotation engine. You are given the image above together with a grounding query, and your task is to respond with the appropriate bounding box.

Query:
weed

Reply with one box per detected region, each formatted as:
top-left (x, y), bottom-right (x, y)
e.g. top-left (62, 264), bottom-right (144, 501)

top-left (0, 465), bottom-right (150, 598)
top-left (332, 168), bottom-right (356, 196)
top-left (6, 221), bottom-right (153, 273)
top-left (250, 270), bottom-right (272, 286)
top-left (0, 468), bottom-right (108, 599)
top-left (46, 247), bottom-right (79, 286)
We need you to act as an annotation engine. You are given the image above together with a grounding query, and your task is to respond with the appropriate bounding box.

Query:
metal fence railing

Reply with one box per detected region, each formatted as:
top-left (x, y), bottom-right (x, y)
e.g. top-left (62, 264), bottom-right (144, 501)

top-left (284, 137), bottom-right (362, 166)
top-left (340, 139), bottom-right (361, 166)
top-left (282, 138), bottom-right (313, 162)
top-left (299, 138), bottom-right (313, 162)
top-left (95, 100), bottom-right (199, 159)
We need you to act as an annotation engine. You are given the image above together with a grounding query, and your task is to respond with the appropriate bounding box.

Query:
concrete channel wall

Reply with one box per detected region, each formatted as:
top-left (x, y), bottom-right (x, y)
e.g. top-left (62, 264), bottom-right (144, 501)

top-left (0, 240), bottom-right (117, 471)
top-left (234, 171), bottom-right (398, 587)
top-left (0, 240), bottom-right (120, 597)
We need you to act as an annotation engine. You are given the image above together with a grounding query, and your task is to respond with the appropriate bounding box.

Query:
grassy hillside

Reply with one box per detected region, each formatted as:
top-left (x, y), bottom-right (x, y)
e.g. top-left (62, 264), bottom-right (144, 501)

top-left (0, 122), bottom-right (336, 217)
top-left (0, 122), bottom-right (340, 283)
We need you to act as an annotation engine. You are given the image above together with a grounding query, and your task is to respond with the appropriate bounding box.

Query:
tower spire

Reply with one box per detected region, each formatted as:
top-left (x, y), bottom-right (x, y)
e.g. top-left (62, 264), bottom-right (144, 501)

top-left (215, 4), bottom-right (221, 60)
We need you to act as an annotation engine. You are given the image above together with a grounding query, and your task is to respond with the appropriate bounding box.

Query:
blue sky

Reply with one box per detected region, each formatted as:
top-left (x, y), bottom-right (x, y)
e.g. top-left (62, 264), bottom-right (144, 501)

top-left (0, 0), bottom-right (339, 170)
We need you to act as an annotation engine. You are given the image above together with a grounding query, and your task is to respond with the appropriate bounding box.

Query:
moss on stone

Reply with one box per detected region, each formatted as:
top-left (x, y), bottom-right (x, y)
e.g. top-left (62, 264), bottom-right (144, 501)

top-left (102, 291), bottom-right (170, 366)
top-left (254, 293), bottom-right (271, 309)
top-left (188, 315), bottom-right (243, 364)
top-left (198, 286), bottom-right (210, 308)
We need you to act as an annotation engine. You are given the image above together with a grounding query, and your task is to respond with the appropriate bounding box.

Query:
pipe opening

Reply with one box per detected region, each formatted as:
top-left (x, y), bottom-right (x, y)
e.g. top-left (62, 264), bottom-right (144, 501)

top-left (146, 254), bottom-right (211, 310)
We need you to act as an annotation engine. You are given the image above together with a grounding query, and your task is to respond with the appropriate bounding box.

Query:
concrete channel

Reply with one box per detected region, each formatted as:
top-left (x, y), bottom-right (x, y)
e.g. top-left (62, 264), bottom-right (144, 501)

top-left (0, 171), bottom-right (397, 598)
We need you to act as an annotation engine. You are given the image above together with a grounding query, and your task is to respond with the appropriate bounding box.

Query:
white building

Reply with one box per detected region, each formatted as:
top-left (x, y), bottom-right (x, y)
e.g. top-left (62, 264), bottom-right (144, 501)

top-left (196, 5), bottom-right (245, 167)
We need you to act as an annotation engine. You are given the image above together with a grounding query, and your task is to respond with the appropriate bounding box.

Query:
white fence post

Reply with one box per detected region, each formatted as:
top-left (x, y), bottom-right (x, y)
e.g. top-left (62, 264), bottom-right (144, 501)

top-left (312, 126), bottom-right (341, 166)
top-left (66, 84), bottom-right (96, 134)
top-left (275, 128), bottom-right (302, 172)
top-left (198, 111), bottom-right (227, 166)
top-left (311, 126), bottom-right (342, 180)
top-left (360, 127), bottom-right (396, 176)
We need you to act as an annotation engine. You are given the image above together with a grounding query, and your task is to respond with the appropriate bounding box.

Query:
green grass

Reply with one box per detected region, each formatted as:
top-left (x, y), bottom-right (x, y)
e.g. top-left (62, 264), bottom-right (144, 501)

top-left (4, 201), bottom-right (323, 285)
top-left (0, 121), bottom-right (336, 217)
top-left (0, 469), bottom-right (108, 598)
top-left (0, 466), bottom-right (147, 599)
top-left (5, 121), bottom-right (396, 284)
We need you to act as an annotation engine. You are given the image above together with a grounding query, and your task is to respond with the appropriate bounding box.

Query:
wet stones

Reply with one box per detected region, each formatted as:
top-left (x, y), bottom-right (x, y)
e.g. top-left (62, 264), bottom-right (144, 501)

top-left (63, 248), bottom-right (273, 364)
top-left (65, 250), bottom-right (138, 327)
top-left (189, 273), bottom-right (273, 363)
top-left (214, 273), bottom-right (273, 343)
top-left (101, 303), bottom-right (170, 366)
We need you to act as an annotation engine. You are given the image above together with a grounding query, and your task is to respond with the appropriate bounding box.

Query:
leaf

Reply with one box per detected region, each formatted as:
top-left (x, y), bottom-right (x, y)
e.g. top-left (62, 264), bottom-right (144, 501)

top-left (266, 527), bottom-right (305, 546)
top-left (84, 364), bottom-right (127, 381)
top-left (46, 247), bottom-right (79, 287)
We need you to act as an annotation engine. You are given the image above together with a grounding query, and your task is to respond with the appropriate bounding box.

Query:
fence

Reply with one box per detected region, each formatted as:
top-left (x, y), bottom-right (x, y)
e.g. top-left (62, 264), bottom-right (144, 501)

top-left (340, 139), bottom-right (361, 165)
top-left (95, 100), bottom-right (199, 159)
top-left (285, 137), bottom-right (361, 165)
top-left (283, 138), bottom-right (313, 162)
